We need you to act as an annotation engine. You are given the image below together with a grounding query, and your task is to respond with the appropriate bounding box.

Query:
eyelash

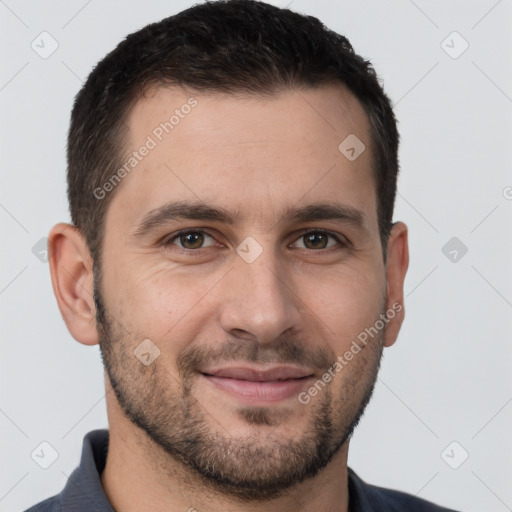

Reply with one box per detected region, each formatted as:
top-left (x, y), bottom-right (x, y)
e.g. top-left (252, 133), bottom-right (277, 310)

top-left (161, 228), bottom-right (348, 253)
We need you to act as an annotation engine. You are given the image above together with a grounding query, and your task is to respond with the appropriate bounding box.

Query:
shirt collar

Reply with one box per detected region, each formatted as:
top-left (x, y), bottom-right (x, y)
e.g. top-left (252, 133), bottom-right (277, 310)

top-left (60, 429), bottom-right (114, 512)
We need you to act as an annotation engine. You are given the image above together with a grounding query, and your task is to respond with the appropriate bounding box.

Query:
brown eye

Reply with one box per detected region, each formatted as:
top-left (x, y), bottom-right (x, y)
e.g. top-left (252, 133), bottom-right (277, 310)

top-left (292, 230), bottom-right (344, 250)
top-left (303, 232), bottom-right (328, 249)
top-left (180, 232), bottom-right (204, 249)
top-left (166, 230), bottom-right (215, 250)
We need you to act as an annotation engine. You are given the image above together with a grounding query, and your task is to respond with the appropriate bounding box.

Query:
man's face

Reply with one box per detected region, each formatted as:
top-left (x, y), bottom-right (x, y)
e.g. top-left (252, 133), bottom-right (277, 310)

top-left (95, 84), bottom-right (390, 499)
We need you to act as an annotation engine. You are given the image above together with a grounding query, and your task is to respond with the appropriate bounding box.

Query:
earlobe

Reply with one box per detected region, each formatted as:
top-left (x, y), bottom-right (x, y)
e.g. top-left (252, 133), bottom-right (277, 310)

top-left (383, 221), bottom-right (409, 348)
top-left (48, 223), bottom-right (99, 346)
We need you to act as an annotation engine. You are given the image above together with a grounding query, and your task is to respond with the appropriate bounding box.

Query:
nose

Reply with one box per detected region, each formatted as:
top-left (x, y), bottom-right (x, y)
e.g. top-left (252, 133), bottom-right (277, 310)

top-left (217, 248), bottom-right (303, 344)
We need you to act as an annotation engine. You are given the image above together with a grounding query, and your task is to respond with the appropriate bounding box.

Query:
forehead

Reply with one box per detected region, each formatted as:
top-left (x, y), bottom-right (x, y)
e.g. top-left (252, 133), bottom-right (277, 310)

top-left (107, 83), bottom-right (377, 233)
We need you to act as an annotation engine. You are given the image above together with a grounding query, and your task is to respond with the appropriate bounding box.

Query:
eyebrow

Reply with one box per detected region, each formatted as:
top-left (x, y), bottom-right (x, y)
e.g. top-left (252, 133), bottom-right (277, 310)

top-left (132, 200), bottom-right (368, 238)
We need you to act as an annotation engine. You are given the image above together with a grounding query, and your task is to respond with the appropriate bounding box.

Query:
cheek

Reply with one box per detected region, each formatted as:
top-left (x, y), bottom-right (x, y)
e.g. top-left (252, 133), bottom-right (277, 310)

top-left (299, 266), bottom-right (384, 348)
top-left (107, 263), bottom-right (218, 345)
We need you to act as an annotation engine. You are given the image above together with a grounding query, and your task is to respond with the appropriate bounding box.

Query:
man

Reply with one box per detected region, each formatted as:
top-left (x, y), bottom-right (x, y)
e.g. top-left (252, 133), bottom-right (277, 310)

top-left (26, 0), bottom-right (459, 510)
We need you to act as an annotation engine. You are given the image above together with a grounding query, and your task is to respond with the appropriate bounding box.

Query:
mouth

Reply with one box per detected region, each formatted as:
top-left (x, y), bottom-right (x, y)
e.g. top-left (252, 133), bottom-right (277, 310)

top-left (199, 365), bottom-right (316, 403)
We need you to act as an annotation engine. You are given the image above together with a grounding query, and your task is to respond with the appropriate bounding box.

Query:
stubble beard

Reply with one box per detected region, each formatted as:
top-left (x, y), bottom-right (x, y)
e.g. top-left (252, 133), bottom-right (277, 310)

top-left (93, 273), bottom-right (384, 502)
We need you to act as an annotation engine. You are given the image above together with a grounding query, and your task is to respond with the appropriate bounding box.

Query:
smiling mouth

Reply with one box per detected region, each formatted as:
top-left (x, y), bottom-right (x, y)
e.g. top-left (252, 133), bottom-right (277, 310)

top-left (199, 366), bottom-right (315, 403)
top-left (202, 373), bottom-right (311, 381)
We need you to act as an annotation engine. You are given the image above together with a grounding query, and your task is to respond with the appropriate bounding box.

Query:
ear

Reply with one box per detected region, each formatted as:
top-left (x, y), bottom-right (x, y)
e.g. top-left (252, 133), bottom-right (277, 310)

top-left (382, 221), bottom-right (409, 348)
top-left (48, 223), bottom-right (99, 346)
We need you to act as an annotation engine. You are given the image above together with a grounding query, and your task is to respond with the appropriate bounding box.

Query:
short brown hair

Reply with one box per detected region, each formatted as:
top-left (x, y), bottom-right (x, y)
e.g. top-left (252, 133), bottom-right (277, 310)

top-left (67, 0), bottom-right (400, 268)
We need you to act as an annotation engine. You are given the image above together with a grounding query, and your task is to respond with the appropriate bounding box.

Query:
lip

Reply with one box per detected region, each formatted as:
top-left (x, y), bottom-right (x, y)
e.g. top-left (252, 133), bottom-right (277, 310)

top-left (201, 365), bottom-right (315, 381)
top-left (200, 365), bottom-right (315, 403)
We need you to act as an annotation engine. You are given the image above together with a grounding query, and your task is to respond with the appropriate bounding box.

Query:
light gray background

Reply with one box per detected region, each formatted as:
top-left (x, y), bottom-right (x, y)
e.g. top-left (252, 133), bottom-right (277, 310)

top-left (1, 1), bottom-right (511, 511)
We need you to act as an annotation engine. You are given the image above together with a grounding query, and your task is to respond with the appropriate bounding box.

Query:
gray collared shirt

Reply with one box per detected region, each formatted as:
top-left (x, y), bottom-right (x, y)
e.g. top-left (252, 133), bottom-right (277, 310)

top-left (24, 429), bottom-right (459, 512)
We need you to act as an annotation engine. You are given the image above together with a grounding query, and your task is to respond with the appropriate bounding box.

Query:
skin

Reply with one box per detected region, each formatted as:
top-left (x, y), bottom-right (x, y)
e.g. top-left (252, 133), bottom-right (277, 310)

top-left (48, 83), bottom-right (409, 512)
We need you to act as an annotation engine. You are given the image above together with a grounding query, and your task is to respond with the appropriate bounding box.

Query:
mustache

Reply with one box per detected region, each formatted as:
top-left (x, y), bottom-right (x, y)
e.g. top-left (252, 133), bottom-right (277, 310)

top-left (176, 336), bottom-right (336, 380)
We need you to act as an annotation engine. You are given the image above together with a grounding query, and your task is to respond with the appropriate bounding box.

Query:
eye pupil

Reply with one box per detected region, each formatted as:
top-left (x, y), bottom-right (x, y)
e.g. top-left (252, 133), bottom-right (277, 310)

top-left (181, 232), bottom-right (204, 249)
top-left (304, 232), bottom-right (328, 249)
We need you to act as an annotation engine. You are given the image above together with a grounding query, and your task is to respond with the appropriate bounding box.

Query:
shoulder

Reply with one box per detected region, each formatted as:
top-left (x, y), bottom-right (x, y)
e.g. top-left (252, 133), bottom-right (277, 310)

top-left (23, 494), bottom-right (61, 512)
top-left (348, 467), bottom-right (461, 512)
top-left (23, 429), bottom-right (111, 512)
top-left (364, 485), bottom-right (460, 512)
